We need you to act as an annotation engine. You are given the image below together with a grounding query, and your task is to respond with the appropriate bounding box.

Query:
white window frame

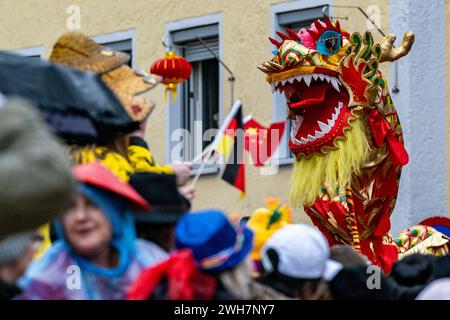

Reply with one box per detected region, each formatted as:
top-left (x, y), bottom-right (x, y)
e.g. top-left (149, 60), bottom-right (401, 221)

top-left (91, 29), bottom-right (136, 68)
top-left (270, 0), bottom-right (332, 165)
top-left (12, 46), bottom-right (44, 59)
top-left (165, 13), bottom-right (223, 175)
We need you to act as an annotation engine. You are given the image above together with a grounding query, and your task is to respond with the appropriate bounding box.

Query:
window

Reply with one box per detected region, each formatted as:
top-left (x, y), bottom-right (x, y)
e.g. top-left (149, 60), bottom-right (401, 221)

top-left (99, 39), bottom-right (132, 67)
top-left (278, 6), bottom-right (328, 32)
top-left (91, 30), bottom-right (134, 67)
top-left (12, 46), bottom-right (44, 61)
top-left (182, 57), bottom-right (219, 153)
top-left (167, 22), bottom-right (221, 170)
top-left (272, 3), bottom-right (330, 162)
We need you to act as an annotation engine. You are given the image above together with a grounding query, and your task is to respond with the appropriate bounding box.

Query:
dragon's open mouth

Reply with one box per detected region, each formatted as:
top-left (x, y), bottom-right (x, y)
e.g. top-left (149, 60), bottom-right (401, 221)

top-left (271, 70), bottom-right (352, 156)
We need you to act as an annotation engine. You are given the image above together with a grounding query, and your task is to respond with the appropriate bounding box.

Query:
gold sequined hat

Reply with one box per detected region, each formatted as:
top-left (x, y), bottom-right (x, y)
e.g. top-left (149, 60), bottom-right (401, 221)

top-left (101, 65), bottom-right (161, 121)
top-left (50, 32), bottom-right (161, 121)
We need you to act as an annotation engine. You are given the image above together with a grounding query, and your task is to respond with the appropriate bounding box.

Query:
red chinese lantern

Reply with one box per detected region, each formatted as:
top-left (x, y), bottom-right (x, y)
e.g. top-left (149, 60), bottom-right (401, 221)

top-left (150, 51), bottom-right (192, 101)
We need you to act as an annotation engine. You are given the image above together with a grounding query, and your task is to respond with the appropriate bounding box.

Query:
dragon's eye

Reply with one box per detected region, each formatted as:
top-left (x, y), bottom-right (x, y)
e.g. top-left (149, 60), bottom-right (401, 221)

top-left (316, 30), bottom-right (341, 55)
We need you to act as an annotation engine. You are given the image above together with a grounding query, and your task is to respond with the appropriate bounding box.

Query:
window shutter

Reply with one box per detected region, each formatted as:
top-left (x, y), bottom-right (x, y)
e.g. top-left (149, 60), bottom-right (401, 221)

top-left (171, 24), bottom-right (219, 62)
top-left (183, 37), bottom-right (219, 62)
top-left (101, 39), bottom-right (132, 52)
top-left (277, 6), bottom-right (329, 27)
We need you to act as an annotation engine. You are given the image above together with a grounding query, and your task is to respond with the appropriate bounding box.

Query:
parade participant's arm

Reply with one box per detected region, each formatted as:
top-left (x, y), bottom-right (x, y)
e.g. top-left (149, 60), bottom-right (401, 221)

top-left (179, 185), bottom-right (196, 203)
top-left (170, 162), bottom-right (193, 186)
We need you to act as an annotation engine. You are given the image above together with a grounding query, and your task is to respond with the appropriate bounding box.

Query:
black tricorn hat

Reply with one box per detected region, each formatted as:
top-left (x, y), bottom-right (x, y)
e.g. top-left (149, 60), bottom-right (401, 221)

top-left (129, 172), bottom-right (190, 224)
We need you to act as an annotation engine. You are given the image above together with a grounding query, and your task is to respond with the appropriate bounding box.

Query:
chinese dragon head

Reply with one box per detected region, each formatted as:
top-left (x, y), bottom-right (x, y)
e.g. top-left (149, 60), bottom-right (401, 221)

top-left (259, 16), bottom-right (415, 272)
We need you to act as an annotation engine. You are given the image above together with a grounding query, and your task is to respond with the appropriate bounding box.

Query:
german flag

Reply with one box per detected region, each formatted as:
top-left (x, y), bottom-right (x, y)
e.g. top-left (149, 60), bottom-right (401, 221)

top-left (215, 102), bottom-right (245, 195)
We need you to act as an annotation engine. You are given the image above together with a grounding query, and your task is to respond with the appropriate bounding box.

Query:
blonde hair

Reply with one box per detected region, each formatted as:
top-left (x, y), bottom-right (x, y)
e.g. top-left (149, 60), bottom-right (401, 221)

top-left (67, 135), bottom-right (130, 165)
top-left (289, 118), bottom-right (369, 207)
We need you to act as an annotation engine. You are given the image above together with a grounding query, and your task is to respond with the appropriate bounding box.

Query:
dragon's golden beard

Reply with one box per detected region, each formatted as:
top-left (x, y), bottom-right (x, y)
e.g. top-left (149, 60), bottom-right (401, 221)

top-left (289, 118), bottom-right (369, 207)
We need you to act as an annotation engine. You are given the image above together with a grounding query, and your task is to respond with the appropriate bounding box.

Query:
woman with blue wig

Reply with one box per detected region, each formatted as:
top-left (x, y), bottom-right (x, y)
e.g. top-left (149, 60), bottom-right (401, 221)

top-left (17, 162), bottom-right (168, 300)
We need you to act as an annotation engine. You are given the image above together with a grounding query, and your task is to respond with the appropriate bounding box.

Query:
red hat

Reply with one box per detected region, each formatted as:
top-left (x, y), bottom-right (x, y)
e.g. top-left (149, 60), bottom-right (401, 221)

top-left (419, 216), bottom-right (450, 238)
top-left (72, 162), bottom-right (149, 211)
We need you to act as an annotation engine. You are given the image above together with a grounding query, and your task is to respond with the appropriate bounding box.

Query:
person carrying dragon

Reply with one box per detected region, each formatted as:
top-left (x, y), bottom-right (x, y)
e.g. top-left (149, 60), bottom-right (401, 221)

top-left (259, 16), bottom-right (448, 273)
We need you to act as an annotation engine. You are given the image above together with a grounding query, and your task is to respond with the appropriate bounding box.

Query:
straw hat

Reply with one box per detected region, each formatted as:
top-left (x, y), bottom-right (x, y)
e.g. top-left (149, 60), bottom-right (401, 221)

top-left (50, 32), bottom-right (161, 121)
top-left (101, 66), bottom-right (160, 121)
top-left (49, 32), bottom-right (128, 73)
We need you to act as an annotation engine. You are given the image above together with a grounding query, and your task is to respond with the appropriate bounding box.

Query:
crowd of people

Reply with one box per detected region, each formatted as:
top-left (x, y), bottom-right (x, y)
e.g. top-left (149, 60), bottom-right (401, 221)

top-left (0, 32), bottom-right (450, 301)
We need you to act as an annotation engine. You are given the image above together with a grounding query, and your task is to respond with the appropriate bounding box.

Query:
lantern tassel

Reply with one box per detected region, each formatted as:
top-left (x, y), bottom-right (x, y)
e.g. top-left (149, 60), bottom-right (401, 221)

top-left (171, 89), bottom-right (177, 102)
top-left (165, 83), bottom-right (177, 104)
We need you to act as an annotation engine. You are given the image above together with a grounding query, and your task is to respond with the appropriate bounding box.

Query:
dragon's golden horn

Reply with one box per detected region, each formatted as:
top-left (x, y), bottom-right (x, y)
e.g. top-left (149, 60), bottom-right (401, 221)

top-left (257, 65), bottom-right (271, 73)
top-left (380, 31), bottom-right (415, 63)
top-left (258, 59), bottom-right (284, 73)
top-left (266, 60), bottom-right (283, 70)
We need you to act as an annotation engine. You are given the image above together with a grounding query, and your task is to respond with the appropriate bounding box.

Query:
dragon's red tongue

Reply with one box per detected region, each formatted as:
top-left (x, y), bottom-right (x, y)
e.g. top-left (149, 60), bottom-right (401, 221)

top-left (288, 83), bottom-right (331, 108)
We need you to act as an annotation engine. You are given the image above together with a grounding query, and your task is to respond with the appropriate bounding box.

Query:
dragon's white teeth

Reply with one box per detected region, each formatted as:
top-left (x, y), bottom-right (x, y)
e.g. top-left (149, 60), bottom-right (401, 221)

top-left (312, 73), bottom-right (319, 81)
top-left (327, 118), bottom-right (336, 127)
top-left (294, 75), bottom-right (303, 83)
top-left (272, 81), bottom-right (282, 92)
top-left (314, 130), bottom-right (325, 138)
top-left (303, 74), bottom-right (312, 87)
top-left (331, 78), bottom-right (340, 92)
top-left (324, 75), bottom-right (331, 83)
top-left (290, 101), bottom-right (344, 145)
top-left (290, 115), bottom-right (304, 145)
top-left (281, 79), bottom-right (288, 86)
top-left (290, 127), bottom-right (296, 141)
top-left (296, 116), bottom-right (304, 130)
top-left (318, 121), bottom-right (330, 134)
top-left (318, 74), bottom-right (325, 81)
top-left (271, 83), bottom-right (276, 93)
top-left (292, 115), bottom-right (303, 130)
top-left (332, 110), bottom-right (338, 121)
top-left (337, 79), bottom-right (342, 86)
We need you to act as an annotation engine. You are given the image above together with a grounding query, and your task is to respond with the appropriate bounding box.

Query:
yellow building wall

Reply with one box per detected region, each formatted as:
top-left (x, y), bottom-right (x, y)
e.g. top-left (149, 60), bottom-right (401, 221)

top-left (0, 0), bottom-right (391, 221)
top-left (446, 0), bottom-right (450, 216)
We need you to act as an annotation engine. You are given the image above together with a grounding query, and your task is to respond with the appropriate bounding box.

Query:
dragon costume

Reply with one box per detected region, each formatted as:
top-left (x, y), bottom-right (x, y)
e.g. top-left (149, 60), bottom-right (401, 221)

top-left (258, 17), bottom-right (420, 272)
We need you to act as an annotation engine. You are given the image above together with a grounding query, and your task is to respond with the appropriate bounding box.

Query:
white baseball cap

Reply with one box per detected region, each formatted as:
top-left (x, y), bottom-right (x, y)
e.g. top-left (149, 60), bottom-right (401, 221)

top-left (416, 278), bottom-right (450, 300)
top-left (261, 224), bottom-right (342, 281)
top-left (0, 91), bottom-right (6, 108)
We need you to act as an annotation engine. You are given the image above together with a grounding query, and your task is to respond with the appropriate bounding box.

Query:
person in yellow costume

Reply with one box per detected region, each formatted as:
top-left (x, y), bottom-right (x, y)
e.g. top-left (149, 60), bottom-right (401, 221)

top-left (35, 33), bottom-right (195, 257)
top-left (49, 32), bottom-right (193, 190)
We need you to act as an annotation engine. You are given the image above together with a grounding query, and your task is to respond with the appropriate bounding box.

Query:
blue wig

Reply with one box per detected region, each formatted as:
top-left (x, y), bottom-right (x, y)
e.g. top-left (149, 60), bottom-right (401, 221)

top-left (54, 183), bottom-right (137, 277)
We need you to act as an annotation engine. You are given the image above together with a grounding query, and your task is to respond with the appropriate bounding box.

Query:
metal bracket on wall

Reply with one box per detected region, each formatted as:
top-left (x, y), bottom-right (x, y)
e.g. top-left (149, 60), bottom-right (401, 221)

top-left (161, 34), bottom-right (236, 103)
top-left (196, 36), bottom-right (235, 104)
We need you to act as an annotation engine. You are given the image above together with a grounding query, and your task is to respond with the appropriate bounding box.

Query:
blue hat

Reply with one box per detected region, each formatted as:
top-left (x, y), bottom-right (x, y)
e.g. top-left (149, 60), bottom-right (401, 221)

top-left (175, 209), bottom-right (253, 273)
